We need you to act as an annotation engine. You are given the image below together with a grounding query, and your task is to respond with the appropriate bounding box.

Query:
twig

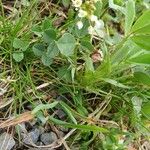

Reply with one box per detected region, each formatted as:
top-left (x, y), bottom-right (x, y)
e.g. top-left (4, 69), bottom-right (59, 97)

top-left (27, 82), bottom-right (53, 94)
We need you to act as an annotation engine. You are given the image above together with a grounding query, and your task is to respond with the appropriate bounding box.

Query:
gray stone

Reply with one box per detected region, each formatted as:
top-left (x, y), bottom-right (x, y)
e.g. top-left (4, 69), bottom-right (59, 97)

top-left (40, 132), bottom-right (58, 145)
top-left (39, 126), bottom-right (45, 135)
top-left (36, 141), bottom-right (43, 146)
top-left (29, 148), bottom-right (51, 150)
top-left (22, 128), bottom-right (40, 145)
top-left (0, 132), bottom-right (15, 150)
top-left (56, 109), bottom-right (66, 119)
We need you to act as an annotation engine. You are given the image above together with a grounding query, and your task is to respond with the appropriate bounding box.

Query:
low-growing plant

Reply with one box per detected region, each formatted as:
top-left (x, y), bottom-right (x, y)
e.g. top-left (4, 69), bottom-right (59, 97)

top-left (30, 0), bottom-right (150, 148)
top-left (1, 0), bottom-right (150, 149)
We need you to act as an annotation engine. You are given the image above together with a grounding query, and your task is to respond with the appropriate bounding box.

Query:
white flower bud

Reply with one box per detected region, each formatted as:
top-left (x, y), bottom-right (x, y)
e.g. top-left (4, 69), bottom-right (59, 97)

top-left (88, 25), bottom-right (105, 38)
top-left (95, 19), bottom-right (104, 29)
top-left (88, 26), bottom-right (95, 35)
top-left (76, 21), bottom-right (83, 29)
top-left (89, 15), bottom-right (98, 22)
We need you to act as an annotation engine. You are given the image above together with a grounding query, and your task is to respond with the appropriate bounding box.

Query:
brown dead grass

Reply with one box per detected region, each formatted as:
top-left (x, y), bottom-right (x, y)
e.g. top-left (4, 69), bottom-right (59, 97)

top-left (0, 111), bottom-right (34, 129)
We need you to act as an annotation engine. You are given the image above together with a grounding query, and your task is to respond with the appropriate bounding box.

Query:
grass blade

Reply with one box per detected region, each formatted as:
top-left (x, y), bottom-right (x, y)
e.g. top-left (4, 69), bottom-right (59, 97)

top-left (48, 116), bottom-right (109, 133)
top-left (32, 101), bottom-right (59, 114)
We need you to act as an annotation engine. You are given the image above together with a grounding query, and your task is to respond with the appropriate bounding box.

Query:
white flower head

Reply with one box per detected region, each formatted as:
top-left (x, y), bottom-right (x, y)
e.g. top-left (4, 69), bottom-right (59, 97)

top-left (76, 21), bottom-right (83, 29)
top-left (95, 28), bottom-right (105, 38)
top-left (89, 15), bottom-right (104, 29)
top-left (89, 15), bottom-right (98, 22)
top-left (88, 26), bottom-right (95, 35)
top-left (75, 7), bottom-right (79, 11)
top-left (88, 25), bottom-right (105, 38)
top-left (72, 0), bottom-right (82, 8)
top-left (95, 19), bottom-right (104, 29)
top-left (78, 9), bottom-right (87, 18)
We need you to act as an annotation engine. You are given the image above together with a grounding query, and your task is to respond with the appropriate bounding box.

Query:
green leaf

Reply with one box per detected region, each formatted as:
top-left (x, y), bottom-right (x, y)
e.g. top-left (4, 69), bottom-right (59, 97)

top-left (62, 0), bottom-right (70, 7)
top-left (36, 111), bottom-right (48, 125)
top-left (13, 38), bottom-right (29, 51)
top-left (134, 71), bottom-right (150, 86)
top-left (32, 101), bottom-right (59, 114)
top-left (131, 10), bottom-right (150, 33)
top-left (109, 0), bottom-right (125, 14)
top-left (80, 40), bottom-right (94, 52)
top-left (142, 102), bottom-right (150, 119)
top-left (125, 40), bottom-right (142, 59)
top-left (133, 24), bottom-right (150, 34)
top-left (42, 19), bottom-right (52, 30)
top-left (59, 100), bottom-right (86, 119)
top-left (131, 34), bottom-right (150, 50)
top-left (82, 56), bottom-right (112, 86)
top-left (111, 41), bottom-right (130, 64)
top-left (31, 25), bottom-right (42, 36)
top-left (41, 53), bottom-right (53, 66)
top-left (125, 0), bottom-right (135, 35)
top-left (57, 33), bottom-right (76, 56)
top-left (33, 43), bottom-right (45, 57)
top-left (129, 54), bottom-right (150, 64)
top-left (94, 1), bottom-right (102, 17)
top-left (43, 29), bottom-right (56, 43)
top-left (76, 104), bottom-right (88, 116)
top-left (85, 56), bottom-right (94, 72)
top-left (46, 41), bottom-right (59, 58)
top-left (60, 101), bottom-right (77, 124)
top-left (95, 56), bottom-right (111, 78)
top-left (48, 116), bottom-right (109, 133)
top-left (57, 66), bottom-right (72, 82)
top-left (13, 52), bottom-right (24, 62)
top-left (74, 19), bottom-right (89, 38)
top-left (102, 78), bottom-right (130, 89)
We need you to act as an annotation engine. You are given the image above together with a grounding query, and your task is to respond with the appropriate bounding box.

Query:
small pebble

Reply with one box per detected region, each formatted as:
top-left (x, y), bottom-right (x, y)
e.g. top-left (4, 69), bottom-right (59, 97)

top-left (39, 126), bottom-right (45, 135)
top-left (56, 109), bottom-right (66, 119)
top-left (36, 141), bottom-right (43, 146)
top-left (0, 132), bottom-right (15, 150)
top-left (22, 128), bottom-right (40, 145)
top-left (40, 132), bottom-right (58, 145)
